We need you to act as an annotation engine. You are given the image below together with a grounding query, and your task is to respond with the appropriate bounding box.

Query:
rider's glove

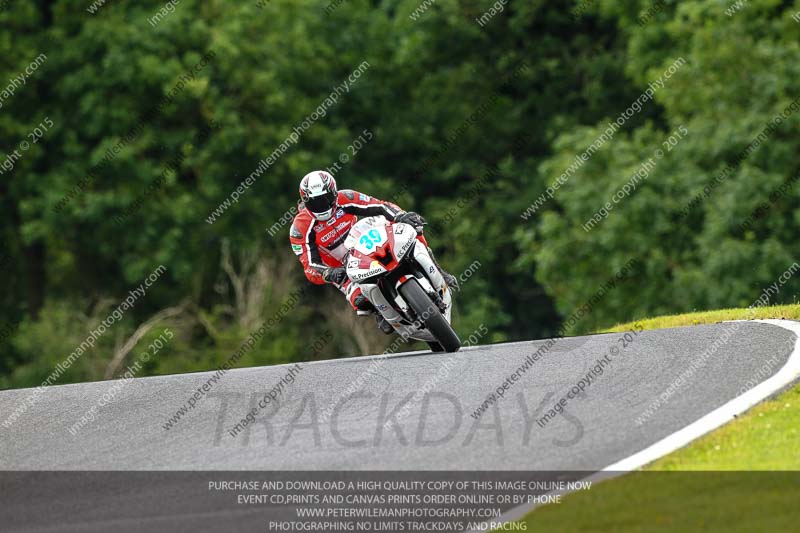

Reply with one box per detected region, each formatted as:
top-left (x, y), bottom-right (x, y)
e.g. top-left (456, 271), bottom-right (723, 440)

top-left (322, 266), bottom-right (347, 286)
top-left (396, 211), bottom-right (427, 233)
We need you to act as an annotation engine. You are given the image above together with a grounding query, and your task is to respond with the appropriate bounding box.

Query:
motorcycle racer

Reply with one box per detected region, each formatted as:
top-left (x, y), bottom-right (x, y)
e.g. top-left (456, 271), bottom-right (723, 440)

top-left (289, 170), bottom-right (457, 333)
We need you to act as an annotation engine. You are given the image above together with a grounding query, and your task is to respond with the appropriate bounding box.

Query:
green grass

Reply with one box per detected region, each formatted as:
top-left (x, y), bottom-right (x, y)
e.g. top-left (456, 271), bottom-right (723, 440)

top-left (602, 303), bottom-right (800, 334)
top-left (507, 304), bottom-right (800, 532)
top-left (515, 471), bottom-right (800, 533)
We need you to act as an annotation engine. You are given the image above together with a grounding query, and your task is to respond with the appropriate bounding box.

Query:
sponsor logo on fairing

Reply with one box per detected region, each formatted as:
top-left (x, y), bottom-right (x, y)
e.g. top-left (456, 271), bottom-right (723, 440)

top-left (351, 267), bottom-right (385, 281)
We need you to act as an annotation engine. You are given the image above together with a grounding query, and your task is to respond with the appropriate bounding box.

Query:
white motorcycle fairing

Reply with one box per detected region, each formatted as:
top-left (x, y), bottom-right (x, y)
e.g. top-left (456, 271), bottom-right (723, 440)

top-left (343, 217), bottom-right (454, 344)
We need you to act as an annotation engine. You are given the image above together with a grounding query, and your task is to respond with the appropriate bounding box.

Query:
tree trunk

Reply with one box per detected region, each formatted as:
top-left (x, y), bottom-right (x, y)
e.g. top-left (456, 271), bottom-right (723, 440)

top-left (23, 241), bottom-right (45, 319)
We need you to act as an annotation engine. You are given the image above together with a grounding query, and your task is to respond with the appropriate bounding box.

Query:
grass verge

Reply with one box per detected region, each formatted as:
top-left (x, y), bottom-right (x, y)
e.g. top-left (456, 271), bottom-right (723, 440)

top-left (507, 304), bottom-right (800, 532)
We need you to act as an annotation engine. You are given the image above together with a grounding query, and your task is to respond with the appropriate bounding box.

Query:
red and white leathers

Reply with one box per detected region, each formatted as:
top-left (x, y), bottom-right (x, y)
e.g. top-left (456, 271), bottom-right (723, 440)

top-left (289, 189), bottom-right (428, 309)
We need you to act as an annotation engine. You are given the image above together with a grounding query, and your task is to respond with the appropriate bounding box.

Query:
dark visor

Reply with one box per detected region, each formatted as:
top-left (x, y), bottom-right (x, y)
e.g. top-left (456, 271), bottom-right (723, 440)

top-left (305, 191), bottom-right (336, 214)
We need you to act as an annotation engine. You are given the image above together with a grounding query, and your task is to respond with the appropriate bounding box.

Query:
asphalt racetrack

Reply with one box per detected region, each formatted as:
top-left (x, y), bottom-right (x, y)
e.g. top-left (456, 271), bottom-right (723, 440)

top-left (1, 320), bottom-right (798, 531)
top-left (2, 320), bottom-right (798, 470)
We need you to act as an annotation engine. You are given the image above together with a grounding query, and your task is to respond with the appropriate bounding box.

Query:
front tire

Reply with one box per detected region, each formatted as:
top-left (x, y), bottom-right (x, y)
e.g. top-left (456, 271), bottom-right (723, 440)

top-left (399, 279), bottom-right (461, 352)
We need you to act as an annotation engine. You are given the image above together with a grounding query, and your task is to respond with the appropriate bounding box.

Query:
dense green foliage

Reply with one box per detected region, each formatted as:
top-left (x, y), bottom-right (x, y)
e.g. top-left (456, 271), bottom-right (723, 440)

top-left (1, 0), bottom-right (798, 389)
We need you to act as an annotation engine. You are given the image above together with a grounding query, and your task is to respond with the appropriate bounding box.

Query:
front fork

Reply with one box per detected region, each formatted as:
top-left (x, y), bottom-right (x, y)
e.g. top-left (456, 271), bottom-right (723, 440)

top-left (358, 243), bottom-right (449, 329)
top-left (412, 241), bottom-right (447, 293)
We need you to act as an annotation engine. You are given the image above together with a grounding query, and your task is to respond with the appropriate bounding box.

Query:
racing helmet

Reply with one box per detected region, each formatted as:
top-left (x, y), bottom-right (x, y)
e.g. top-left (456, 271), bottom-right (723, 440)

top-left (299, 170), bottom-right (338, 221)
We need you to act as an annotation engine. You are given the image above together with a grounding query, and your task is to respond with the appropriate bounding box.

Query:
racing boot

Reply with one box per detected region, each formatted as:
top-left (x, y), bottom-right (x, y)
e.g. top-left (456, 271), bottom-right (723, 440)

top-left (353, 293), bottom-right (376, 316)
top-left (427, 246), bottom-right (459, 291)
top-left (355, 293), bottom-right (393, 334)
top-left (375, 314), bottom-right (394, 335)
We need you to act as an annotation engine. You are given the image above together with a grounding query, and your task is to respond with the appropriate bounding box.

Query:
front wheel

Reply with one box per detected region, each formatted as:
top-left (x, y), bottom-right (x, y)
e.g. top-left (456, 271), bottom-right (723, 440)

top-left (398, 279), bottom-right (461, 352)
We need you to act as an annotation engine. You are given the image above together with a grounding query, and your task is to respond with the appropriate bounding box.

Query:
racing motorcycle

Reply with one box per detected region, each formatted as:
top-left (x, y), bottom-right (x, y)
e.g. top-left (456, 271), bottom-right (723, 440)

top-left (344, 216), bottom-right (461, 352)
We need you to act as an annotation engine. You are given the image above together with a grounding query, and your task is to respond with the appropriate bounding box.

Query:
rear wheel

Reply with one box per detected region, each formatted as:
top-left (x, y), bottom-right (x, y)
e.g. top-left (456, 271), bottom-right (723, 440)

top-left (399, 279), bottom-right (460, 352)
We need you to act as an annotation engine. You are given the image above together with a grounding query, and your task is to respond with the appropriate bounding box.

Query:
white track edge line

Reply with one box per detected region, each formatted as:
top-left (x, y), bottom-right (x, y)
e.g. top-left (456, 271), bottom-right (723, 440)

top-left (469, 319), bottom-right (800, 532)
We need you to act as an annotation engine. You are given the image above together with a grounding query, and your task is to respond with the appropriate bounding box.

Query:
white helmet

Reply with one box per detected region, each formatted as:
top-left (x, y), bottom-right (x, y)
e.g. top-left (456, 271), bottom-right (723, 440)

top-left (299, 170), bottom-right (337, 221)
